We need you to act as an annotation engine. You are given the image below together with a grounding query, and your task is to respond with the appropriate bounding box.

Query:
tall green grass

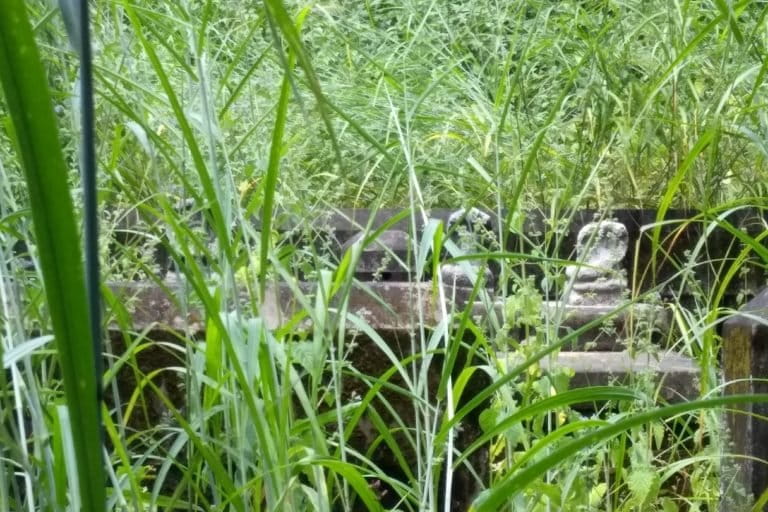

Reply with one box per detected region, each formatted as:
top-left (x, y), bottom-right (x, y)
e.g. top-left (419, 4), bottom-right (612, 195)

top-left (0, 0), bottom-right (104, 509)
top-left (1, 0), bottom-right (768, 510)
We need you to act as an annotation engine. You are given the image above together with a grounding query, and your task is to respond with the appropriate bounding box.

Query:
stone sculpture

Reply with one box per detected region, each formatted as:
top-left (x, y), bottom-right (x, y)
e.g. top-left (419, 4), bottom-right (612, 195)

top-left (565, 220), bottom-right (628, 306)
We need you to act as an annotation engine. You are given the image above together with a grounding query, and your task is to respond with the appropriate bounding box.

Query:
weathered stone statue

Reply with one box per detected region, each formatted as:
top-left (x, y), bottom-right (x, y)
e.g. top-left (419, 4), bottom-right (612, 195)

top-left (565, 220), bottom-right (628, 306)
top-left (440, 207), bottom-right (494, 287)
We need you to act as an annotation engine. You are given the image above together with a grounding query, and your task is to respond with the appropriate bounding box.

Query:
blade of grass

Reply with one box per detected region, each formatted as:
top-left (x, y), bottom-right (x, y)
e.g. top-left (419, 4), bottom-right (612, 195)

top-left (650, 126), bottom-right (717, 276)
top-left (456, 386), bottom-right (643, 467)
top-left (262, 0), bottom-right (342, 165)
top-left (59, 0), bottom-right (104, 431)
top-left (261, 63), bottom-right (291, 298)
top-left (121, 1), bottom-right (231, 260)
top-left (302, 457), bottom-right (384, 512)
top-left (471, 394), bottom-right (768, 511)
top-left (0, 2), bottom-right (106, 509)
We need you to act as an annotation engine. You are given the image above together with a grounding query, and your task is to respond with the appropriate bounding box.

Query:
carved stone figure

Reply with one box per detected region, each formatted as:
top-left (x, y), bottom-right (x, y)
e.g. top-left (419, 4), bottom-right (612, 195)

top-left (565, 220), bottom-right (628, 306)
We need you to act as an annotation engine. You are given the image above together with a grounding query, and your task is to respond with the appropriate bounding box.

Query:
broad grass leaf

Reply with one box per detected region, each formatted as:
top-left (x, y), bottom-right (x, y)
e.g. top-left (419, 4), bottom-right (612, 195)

top-left (0, 2), bottom-right (105, 509)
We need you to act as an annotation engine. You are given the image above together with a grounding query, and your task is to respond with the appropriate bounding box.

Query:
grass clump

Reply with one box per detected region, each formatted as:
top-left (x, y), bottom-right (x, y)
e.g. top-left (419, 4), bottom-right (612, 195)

top-left (1, 0), bottom-right (767, 511)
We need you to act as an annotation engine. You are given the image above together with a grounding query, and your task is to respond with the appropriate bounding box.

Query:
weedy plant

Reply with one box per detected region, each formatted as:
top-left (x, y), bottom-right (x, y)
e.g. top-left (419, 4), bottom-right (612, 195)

top-left (1, 0), bottom-right (768, 511)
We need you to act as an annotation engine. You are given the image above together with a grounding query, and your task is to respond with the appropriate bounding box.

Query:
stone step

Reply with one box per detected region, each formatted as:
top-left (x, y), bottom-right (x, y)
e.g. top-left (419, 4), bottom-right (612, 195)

top-left (107, 282), bottom-right (698, 400)
top-left (503, 351), bottom-right (700, 403)
top-left (107, 281), bottom-right (676, 351)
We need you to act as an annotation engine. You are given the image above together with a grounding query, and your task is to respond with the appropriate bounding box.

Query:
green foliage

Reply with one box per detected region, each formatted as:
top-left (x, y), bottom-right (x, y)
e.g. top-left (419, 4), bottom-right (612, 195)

top-left (0, 1), bottom-right (105, 510)
top-left (2, 0), bottom-right (768, 510)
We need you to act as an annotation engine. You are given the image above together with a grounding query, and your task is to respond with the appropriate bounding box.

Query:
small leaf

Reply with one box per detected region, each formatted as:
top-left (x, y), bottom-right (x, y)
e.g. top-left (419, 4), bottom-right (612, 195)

top-left (478, 407), bottom-right (498, 434)
top-left (627, 467), bottom-right (661, 508)
top-left (588, 482), bottom-right (607, 506)
top-left (2, 335), bottom-right (54, 368)
top-left (125, 120), bottom-right (153, 157)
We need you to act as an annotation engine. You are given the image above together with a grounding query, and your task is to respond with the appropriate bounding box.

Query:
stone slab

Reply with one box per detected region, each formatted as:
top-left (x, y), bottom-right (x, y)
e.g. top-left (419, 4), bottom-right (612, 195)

top-left (107, 280), bottom-right (205, 333)
top-left (262, 280), bottom-right (481, 333)
top-left (473, 300), bottom-right (671, 351)
top-left (503, 351), bottom-right (700, 403)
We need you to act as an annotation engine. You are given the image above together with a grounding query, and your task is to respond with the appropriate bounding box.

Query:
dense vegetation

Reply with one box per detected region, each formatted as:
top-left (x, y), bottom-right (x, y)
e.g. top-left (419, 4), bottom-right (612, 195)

top-left (1, 0), bottom-right (767, 511)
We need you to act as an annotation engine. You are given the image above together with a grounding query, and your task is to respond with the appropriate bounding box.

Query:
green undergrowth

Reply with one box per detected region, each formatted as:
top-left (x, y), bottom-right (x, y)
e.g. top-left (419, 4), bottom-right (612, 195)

top-left (1, 0), bottom-right (768, 511)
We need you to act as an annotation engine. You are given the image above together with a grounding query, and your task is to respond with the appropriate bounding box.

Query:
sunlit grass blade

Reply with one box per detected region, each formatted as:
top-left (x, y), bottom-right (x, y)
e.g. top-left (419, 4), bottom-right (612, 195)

top-left (0, 1), bottom-right (105, 509)
top-left (261, 66), bottom-right (291, 298)
top-left (650, 126), bottom-right (717, 276)
top-left (435, 299), bottom-right (641, 448)
top-left (303, 457), bottom-right (384, 512)
top-left (471, 394), bottom-right (768, 512)
top-left (121, 1), bottom-right (231, 259)
top-left (455, 386), bottom-right (643, 467)
top-left (263, 0), bottom-right (342, 164)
